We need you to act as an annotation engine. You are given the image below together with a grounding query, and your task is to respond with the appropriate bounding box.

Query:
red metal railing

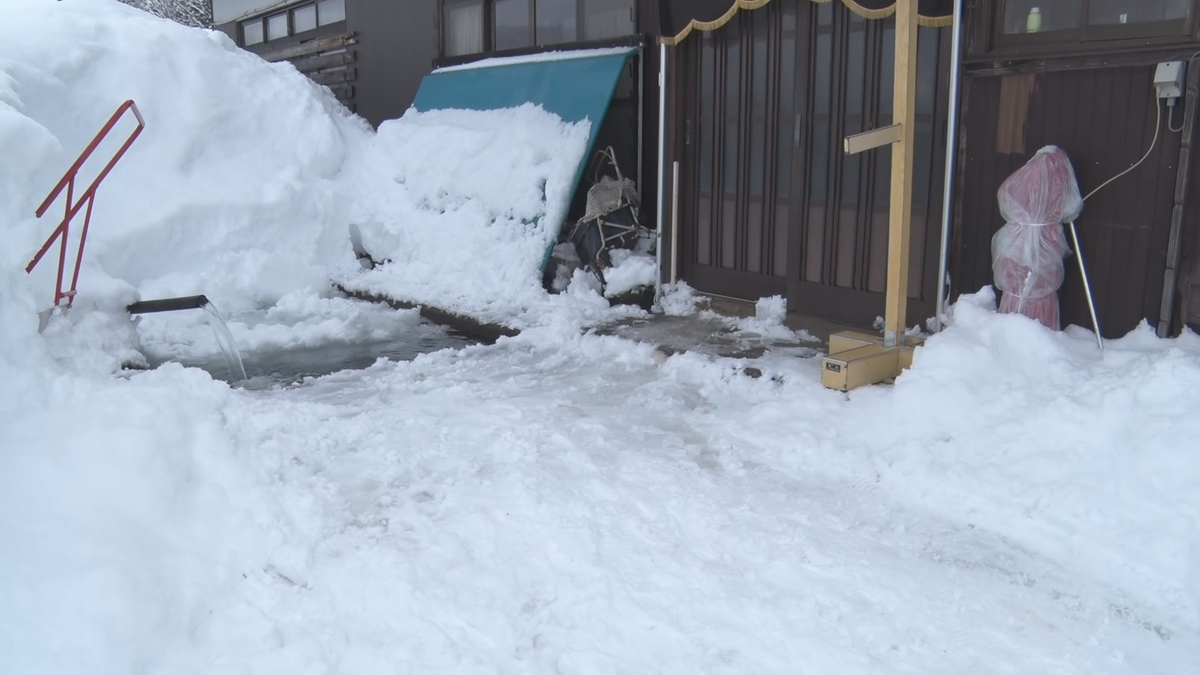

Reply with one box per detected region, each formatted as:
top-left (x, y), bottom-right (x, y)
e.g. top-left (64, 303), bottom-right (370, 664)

top-left (26, 99), bottom-right (145, 308)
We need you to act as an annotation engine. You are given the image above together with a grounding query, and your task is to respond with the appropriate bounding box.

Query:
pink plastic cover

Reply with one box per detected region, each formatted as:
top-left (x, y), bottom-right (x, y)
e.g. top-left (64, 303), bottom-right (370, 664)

top-left (991, 145), bottom-right (1083, 329)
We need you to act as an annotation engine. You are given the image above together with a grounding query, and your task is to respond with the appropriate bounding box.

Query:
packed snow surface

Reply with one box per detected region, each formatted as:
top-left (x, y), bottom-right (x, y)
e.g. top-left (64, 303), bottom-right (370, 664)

top-left (1, 1), bottom-right (1198, 674)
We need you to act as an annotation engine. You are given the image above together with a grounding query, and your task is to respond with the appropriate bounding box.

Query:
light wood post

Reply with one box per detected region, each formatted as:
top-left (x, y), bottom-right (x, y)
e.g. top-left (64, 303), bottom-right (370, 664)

top-left (884, 0), bottom-right (919, 348)
top-left (821, 0), bottom-right (927, 390)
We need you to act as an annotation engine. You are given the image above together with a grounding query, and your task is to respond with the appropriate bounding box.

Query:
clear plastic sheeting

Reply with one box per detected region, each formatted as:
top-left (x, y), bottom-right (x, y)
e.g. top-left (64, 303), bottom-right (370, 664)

top-left (991, 145), bottom-right (1084, 330)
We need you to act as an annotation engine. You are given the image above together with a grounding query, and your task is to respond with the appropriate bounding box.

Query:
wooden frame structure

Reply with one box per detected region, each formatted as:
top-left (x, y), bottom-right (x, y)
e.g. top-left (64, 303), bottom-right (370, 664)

top-left (821, 0), bottom-right (925, 390)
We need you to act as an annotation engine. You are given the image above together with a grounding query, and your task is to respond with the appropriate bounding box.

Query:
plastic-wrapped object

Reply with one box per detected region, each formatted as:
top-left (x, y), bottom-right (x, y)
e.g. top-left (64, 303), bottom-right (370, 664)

top-left (991, 145), bottom-right (1083, 329)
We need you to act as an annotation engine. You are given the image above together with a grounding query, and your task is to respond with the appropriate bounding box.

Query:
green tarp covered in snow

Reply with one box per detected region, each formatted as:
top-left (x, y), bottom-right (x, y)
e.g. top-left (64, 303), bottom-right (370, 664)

top-left (411, 47), bottom-right (639, 270)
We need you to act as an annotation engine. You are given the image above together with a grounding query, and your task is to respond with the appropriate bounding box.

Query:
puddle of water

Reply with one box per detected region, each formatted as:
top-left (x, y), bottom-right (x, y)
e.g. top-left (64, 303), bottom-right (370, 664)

top-left (146, 326), bottom-right (475, 389)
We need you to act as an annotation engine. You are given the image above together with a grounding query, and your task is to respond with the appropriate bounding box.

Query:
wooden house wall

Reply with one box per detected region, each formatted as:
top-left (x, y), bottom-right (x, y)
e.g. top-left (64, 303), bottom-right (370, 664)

top-left (952, 1), bottom-right (1200, 337)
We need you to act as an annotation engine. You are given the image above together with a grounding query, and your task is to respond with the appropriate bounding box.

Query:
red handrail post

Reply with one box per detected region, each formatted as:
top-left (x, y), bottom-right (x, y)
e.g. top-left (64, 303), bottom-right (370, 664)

top-left (27, 99), bottom-right (145, 309)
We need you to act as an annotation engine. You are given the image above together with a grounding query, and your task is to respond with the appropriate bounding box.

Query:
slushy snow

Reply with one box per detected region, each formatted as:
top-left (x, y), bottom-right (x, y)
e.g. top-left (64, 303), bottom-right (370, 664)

top-left (1, 1), bottom-right (1198, 673)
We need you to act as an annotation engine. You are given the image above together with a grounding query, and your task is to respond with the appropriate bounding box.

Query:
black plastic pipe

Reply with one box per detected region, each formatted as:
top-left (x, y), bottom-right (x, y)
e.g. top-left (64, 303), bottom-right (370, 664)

top-left (126, 294), bottom-right (209, 315)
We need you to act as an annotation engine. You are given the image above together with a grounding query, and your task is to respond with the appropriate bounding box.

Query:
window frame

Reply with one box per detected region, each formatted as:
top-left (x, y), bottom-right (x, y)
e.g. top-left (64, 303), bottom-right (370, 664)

top-left (440, 0), bottom-right (637, 58)
top-left (493, 0), bottom-right (533, 52)
top-left (238, 0), bottom-right (346, 48)
top-left (443, 0), bottom-right (487, 56)
top-left (990, 0), bottom-right (1198, 52)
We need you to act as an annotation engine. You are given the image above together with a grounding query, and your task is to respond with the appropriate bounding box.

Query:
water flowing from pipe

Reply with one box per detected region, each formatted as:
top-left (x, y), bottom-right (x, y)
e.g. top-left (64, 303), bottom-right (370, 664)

top-left (201, 301), bottom-right (247, 382)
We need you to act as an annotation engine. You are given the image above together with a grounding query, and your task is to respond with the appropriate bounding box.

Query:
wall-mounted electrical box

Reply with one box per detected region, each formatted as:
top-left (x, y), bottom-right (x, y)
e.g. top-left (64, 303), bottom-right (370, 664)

top-left (1155, 60), bottom-right (1185, 101)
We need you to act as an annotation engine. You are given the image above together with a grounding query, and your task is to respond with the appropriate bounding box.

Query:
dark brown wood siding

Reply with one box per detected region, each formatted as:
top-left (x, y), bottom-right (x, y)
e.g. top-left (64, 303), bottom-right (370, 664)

top-left (218, 0), bottom-right (437, 127)
top-left (953, 65), bottom-right (1183, 338)
top-left (677, 3), bottom-right (791, 301)
top-left (675, 0), bottom-right (951, 327)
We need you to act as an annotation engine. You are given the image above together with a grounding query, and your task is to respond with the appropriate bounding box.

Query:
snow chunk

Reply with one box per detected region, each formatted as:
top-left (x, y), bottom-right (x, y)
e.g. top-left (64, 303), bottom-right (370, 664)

top-left (603, 249), bottom-right (656, 298)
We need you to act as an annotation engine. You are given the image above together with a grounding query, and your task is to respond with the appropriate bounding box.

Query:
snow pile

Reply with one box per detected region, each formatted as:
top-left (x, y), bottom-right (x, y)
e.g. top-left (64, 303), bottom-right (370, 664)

top-left (879, 291), bottom-right (1200, 622)
top-left (756, 293), bottom-right (787, 321)
top-left (6, 280), bottom-right (1200, 672)
top-left (0, 265), bottom-right (272, 674)
top-left (335, 104), bottom-right (592, 322)
top-left (658, 281), bottom-right (704, 315)
top-left (721, 293), bottom-right (819, 341)
top-left (600, 248), bottom-right (657, 297)
top-left (0, 0), bottom-right (369, 315)
top-left (2, 0), bottom-right (616, 337)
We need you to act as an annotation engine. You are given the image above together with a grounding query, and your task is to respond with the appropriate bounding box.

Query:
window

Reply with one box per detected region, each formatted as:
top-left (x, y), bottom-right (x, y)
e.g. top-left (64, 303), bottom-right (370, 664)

top-left (445, 0), bottom-right (485, 56)
top-left (1000, 0), bottom-right (1082, 35)
top-left (316, 0), bottom-right (345, 25)
top-left (237, 0), bottom-right (344, 47)
top-left (494, 0), bottom-right (532, 50)
top-left (536, 0), bottom-right (576, 44)
top-left (1088, 0), bottom-right (1191, 24)
top-left (1087, 0), bottom-right (1191, 39)
top-left (582, 0), bottom-right (634, 41)
top-left (242, 17), bottom-right (264, 45)
top-left (442, 0), bottom-right (635, 57)
top-left (293, 3), bottom-right (317, 32)
top-left (267, 12), bottom-right (288, 40)
top-left (995, 0), bottom-right (1195, 47)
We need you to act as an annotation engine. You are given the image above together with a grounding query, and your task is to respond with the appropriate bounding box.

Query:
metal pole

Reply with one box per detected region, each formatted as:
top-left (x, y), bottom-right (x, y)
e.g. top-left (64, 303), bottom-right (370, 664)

top-left (671, 160), bottom-right (680, 284)
top-left (1068, 221), bottom-right (1104, 350)
top-left (933, 0), bottom-right (964, 333)
top-left (637, 43), bottom-right (644, 198)
top-left (652, 41), bottom-right (668, 311)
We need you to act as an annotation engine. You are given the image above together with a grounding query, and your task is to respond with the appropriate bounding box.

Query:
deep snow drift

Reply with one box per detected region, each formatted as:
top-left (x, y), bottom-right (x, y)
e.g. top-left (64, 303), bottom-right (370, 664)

top-left (0, 0), bottom-right (639, 332)
top-left (1, 1), bottom-right (1198, 674)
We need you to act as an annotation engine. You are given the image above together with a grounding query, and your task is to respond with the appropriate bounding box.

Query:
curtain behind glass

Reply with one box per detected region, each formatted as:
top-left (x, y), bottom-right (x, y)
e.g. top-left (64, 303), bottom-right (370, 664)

top-left (495, 0), bottom-right (532, 50)
top-left (536, 0), bottom-right (577, 43)
top-left (445, 0), bottom-right (485, 56)
top-left (582, 0), bottom-right (634, 40)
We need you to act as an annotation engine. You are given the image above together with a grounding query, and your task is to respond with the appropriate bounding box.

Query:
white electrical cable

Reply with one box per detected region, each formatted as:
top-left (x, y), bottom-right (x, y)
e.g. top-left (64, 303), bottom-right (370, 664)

top-left (1167, 50), bottom-right (1200, 135)
top-left (1083, 92), bottom-right (1162, 203)
top-left (1067, 65), bottom-right (1196, 347)
top-left (1066, 92), bottom-right (1163, 349)
top-left (1168, 103), bottom-right (1185, 133)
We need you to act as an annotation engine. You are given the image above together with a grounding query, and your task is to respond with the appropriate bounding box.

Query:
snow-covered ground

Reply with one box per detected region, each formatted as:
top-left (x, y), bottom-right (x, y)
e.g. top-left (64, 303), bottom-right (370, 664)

top-left (1, 1), bottom-right (1197, 673)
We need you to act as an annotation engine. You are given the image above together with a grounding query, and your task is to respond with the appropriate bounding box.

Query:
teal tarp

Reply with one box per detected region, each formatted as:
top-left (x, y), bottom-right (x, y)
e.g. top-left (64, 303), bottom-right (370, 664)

top-left (411, 47), bottom-right (639, 270)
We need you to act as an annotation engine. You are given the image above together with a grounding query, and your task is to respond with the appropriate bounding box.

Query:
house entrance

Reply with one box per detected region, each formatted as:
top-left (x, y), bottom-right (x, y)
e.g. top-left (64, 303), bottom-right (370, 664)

top-left (676, 0), bottom-right (951, 327)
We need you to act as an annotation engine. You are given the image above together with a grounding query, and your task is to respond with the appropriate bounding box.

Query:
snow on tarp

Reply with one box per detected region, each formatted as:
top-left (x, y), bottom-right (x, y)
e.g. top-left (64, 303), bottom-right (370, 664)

top-left (332, 104), bottom-right (594, 325)
top-left (409, 46), bottom-right (639, 270)
top-left (431, 46), bottom-right (640, 73)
